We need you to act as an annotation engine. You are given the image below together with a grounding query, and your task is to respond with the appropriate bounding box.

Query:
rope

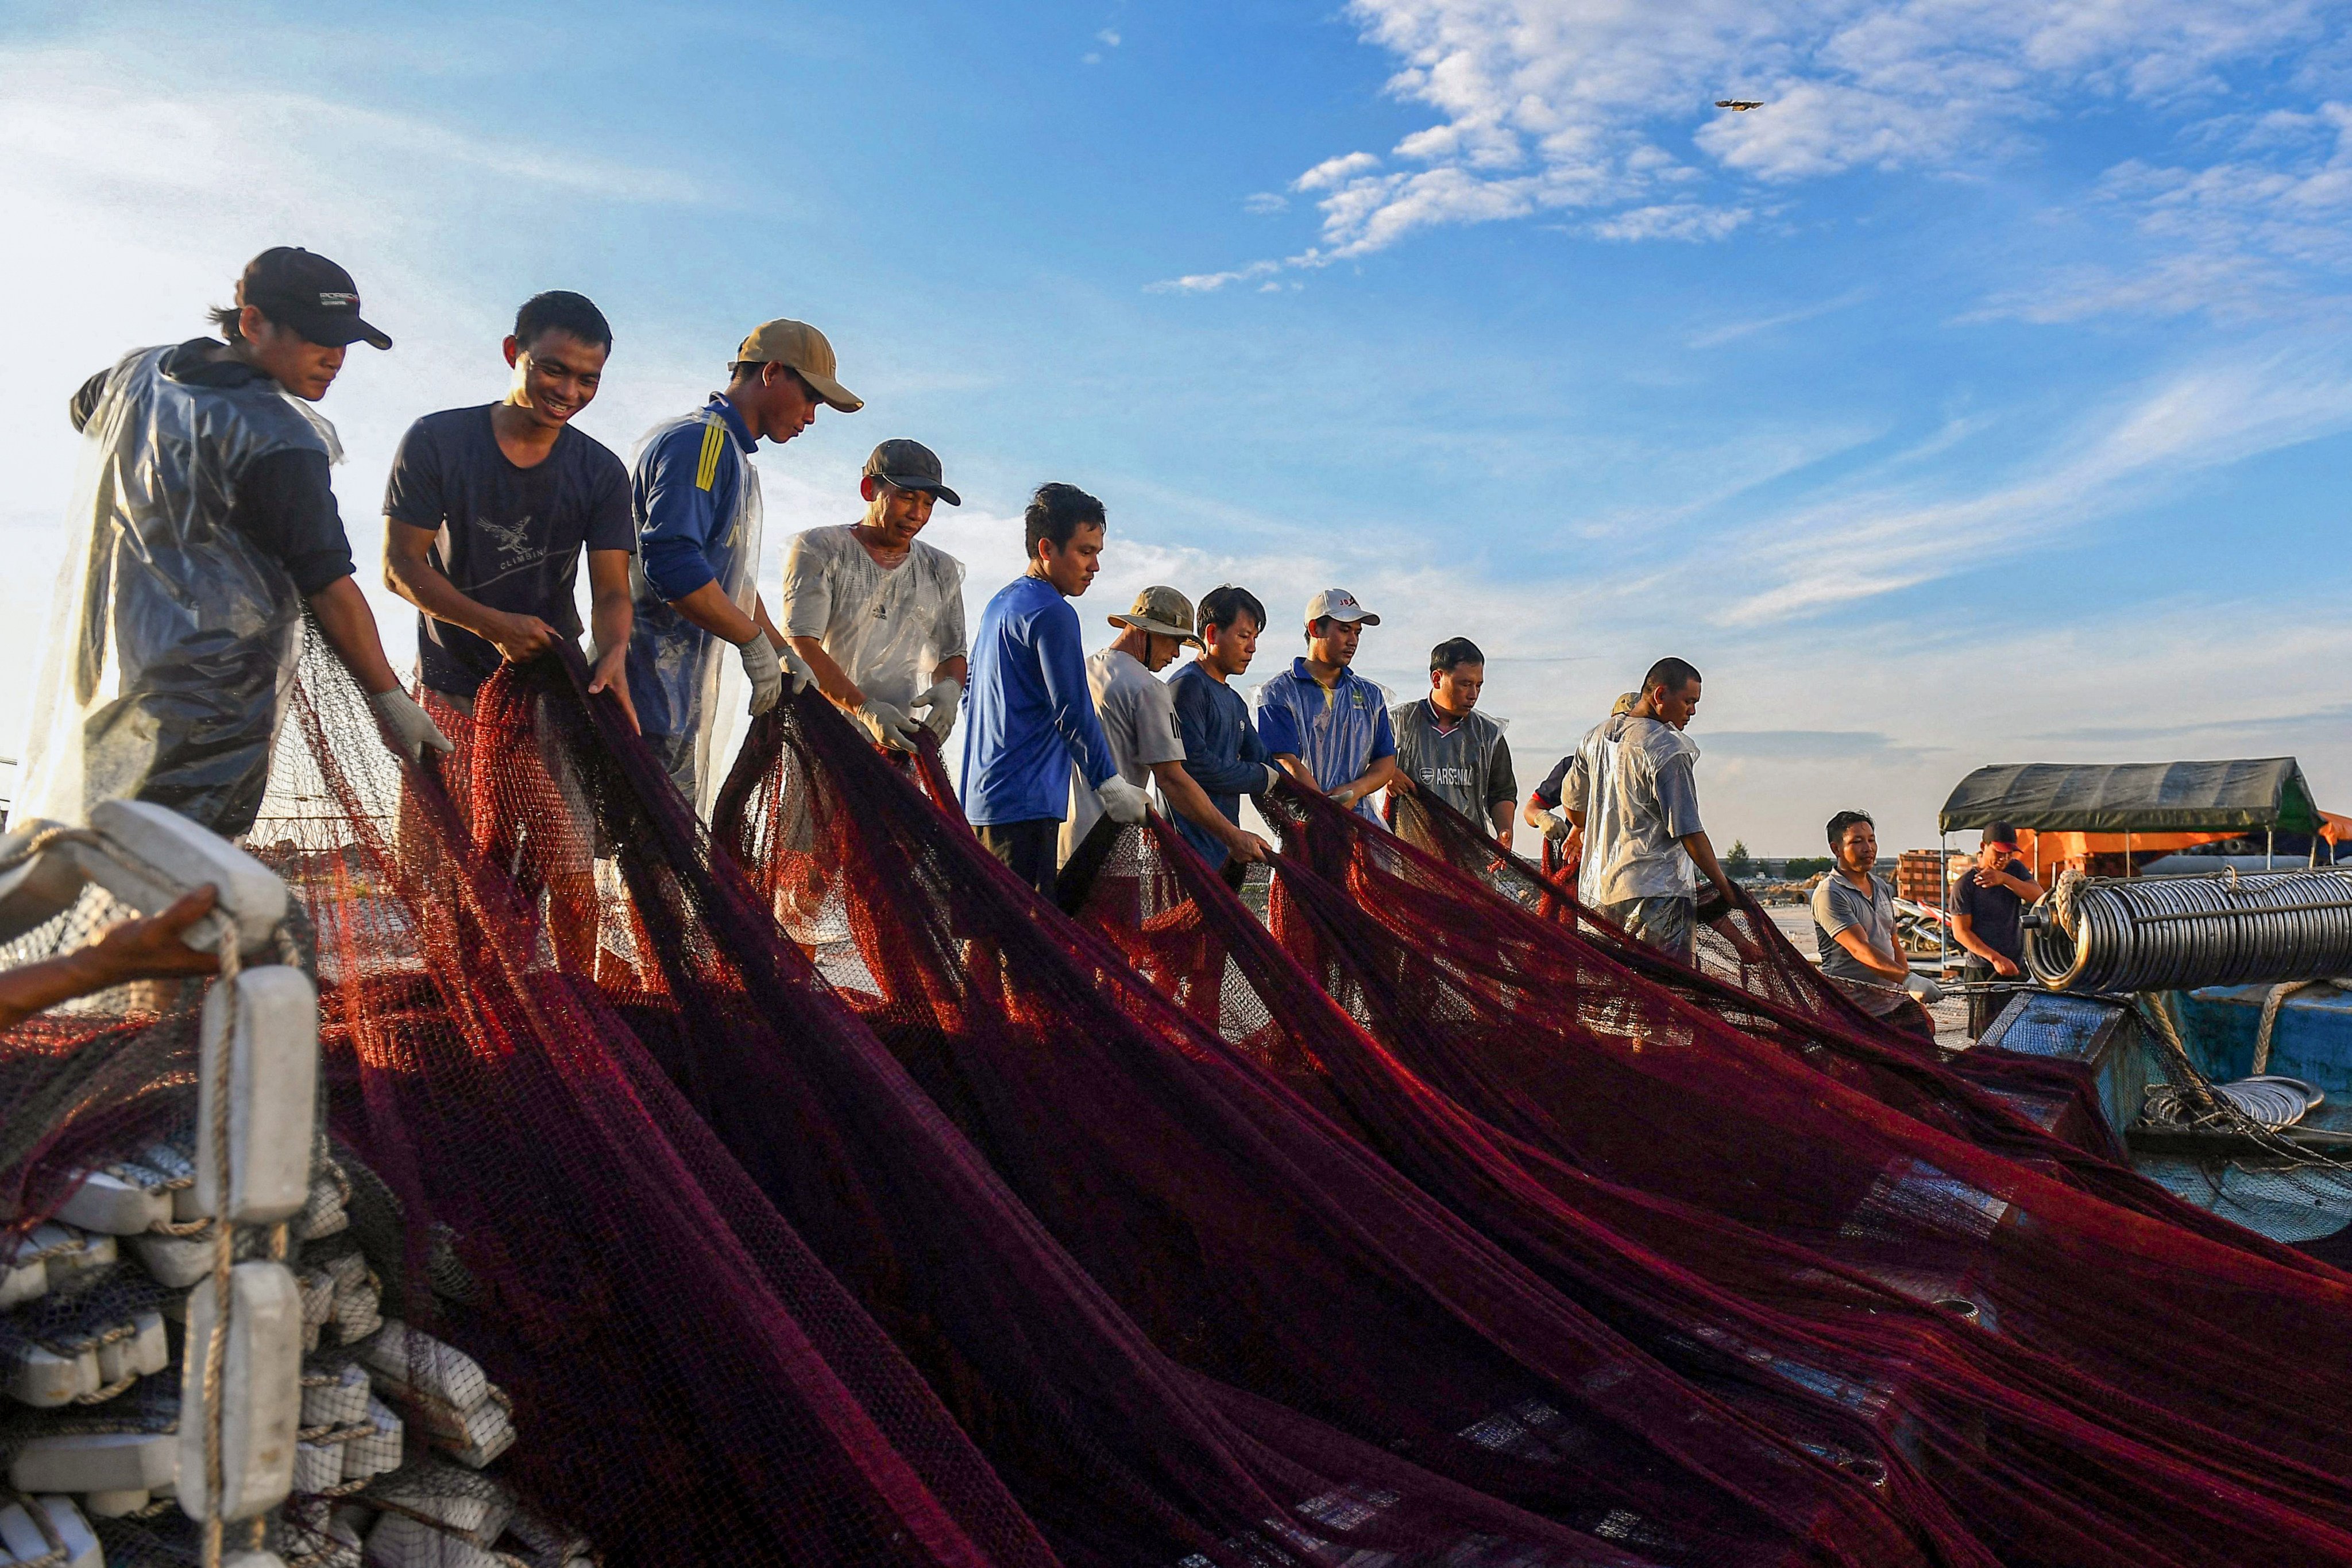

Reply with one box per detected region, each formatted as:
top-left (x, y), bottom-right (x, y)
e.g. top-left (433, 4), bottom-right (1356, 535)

top-left (0, 1488), bottom-right (72, 1568)
top-left (0, 827), bottom-right (99, 876)
top-left (2253, 978), bottom-right (2325, 1075)
top-left (199, 934), bottom-right (240, 1568)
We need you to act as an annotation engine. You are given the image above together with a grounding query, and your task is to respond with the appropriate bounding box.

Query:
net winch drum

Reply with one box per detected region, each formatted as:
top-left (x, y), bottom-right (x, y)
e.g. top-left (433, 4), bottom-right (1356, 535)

top-left (2022, 867), bottom-right (2352, 994)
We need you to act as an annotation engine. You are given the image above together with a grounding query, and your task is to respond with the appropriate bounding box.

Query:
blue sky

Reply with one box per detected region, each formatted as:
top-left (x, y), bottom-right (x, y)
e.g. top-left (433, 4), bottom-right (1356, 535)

top-left (6, 0), bottom-right (2351, 853)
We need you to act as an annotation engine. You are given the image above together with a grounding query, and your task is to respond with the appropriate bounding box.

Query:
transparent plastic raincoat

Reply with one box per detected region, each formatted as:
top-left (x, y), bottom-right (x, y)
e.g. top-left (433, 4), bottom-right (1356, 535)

top-left (16, 346), bottom-right (339, 837)
top-left (624, 408), bottom-right (762, 810)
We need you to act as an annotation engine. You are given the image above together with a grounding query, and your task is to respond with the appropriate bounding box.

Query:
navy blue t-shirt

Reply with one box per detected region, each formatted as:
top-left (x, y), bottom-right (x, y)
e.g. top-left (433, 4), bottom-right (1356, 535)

top-left (1950, 856), bottom-right (2029, 964)
top-left (383, 406), bottom-right (634, 699)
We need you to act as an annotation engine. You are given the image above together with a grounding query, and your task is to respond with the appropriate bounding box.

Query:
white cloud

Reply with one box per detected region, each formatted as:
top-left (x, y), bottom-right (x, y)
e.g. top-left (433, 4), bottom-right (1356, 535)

top-left (1145, 260), bottom-right (1285, 293)
top-left (1590, 202), bottom-right (1754, 242)
top-left (1242, 191), bottom-right (1291, 214)
top-left (1171, 0), bottom-right (2341, 287)
top-left (1097, 28), bottom-right (1122, 47)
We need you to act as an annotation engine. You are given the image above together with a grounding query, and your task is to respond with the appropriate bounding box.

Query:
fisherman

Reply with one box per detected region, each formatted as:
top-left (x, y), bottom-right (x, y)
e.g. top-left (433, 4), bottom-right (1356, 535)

top-left (778, 439), bottom-right (968, 754)
top-left (20, 246), bottom-right (448, 839)
top-left (626, 320), bottom-right (845, 808)
top-left (1062, 587), bottom-right (1271, 871)
top-left (1523, 692), bottom-right (1636, 879)
top-left (1813, 809), bottom-right (1937, 1039)
top-left (961, 484), bottom-right (1145, 895)
top-left (1555, 660), bottom-right (1736, 961)
top-left (1168, 585), bottom-right (1281, 886)
top-left (381, 291), bottom-right (638, 746)
top-left (1256, 590), bottom-right (1397, 821)
top-left (1390, 637), bottom-right (1517, 847)
top-left (1948, 822), bottom-right (2044, 1037)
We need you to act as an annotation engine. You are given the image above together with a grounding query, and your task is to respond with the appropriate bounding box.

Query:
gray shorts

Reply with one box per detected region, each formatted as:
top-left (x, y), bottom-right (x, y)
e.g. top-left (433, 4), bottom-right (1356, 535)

top-left (1599, 895), bottom-right (1696, 963)
top-left (647, 731), bottom-right (700, 807)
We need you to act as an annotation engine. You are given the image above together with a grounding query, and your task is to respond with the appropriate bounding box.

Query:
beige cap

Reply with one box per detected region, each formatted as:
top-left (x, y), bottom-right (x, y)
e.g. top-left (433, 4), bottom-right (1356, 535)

top-left (736, 319), bottom-right (863, 412)
top-left (1109, 586), bottom-right (1204, 649)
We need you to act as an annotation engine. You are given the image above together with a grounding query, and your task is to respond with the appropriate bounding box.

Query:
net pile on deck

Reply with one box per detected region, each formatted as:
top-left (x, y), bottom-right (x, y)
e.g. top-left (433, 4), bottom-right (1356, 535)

top-left (711, 683), bottom-right (2352, 1568)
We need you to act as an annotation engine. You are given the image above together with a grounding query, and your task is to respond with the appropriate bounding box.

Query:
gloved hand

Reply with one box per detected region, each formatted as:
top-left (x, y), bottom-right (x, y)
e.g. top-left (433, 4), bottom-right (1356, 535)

top-left (852, 698), bottom-right (923, 752)
top-left (914, 677), bottom-right (963, 745)
top-left (737, 635), bottom-right (784, 717)
top-left (1538, 810), bottom-right (1571, 843)
top-left (370, 689), bottom-right (455, 764)
top-left (779, 639), bottom-right (814, 695)
top-left (1097, 775), bottom-right (1150, 825)
top-left (1903, 972), bottom-right (1944, 1005)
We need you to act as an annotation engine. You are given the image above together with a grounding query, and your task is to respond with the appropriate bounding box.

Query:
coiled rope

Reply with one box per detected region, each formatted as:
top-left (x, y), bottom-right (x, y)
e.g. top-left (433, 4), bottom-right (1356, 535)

top-left (2027, 867), bottom-right (2352, 994)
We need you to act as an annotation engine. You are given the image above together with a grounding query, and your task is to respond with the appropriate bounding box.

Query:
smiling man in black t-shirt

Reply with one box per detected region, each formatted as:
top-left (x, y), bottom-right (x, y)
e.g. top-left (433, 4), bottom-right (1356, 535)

top-left (1949, 822), bottom-right (2045, 1037)
top-left (383, 291), bottom-right (636, 732)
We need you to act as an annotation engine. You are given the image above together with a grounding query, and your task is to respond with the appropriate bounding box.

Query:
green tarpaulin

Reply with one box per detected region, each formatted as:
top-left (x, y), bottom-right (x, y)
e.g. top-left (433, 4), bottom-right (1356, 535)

top-left (1937, 758), bottom-right (2320, 835)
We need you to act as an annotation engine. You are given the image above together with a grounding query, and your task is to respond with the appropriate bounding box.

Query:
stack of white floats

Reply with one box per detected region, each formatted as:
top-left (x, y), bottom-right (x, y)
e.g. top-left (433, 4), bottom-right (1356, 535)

top-left (0, 802), bottom-right (592, 1568)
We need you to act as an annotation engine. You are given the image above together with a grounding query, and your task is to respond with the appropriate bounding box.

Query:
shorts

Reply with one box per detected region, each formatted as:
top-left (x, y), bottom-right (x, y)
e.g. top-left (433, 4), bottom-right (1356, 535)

top-left (646, 731), bottom-right (700, 808)
top-left (977, 819), bottom-right (1060, 898)
top-left (1599, 894), bottom-right (1696, 963)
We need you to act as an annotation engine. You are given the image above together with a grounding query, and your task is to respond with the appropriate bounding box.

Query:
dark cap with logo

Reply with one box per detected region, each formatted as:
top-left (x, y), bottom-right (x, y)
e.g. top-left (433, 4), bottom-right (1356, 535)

top-left (862, 439), bottom-right (961, 507)
top-left (237, 247), bottom-right (392, 350)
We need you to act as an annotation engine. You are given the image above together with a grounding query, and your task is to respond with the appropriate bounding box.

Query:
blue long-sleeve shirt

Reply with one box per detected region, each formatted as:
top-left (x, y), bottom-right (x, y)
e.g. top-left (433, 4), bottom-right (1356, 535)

top-left (1167, 662), bottom-right (1268, 869)
top-left (961, 574), bottom-right (1118, 825)
top-left (634, 393), bottom-right (755, 602)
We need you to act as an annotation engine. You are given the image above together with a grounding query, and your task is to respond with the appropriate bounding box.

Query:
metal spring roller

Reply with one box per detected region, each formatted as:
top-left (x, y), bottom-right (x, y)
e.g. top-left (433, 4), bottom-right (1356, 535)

top-left (2024, 868), bottom-right (2352, 993)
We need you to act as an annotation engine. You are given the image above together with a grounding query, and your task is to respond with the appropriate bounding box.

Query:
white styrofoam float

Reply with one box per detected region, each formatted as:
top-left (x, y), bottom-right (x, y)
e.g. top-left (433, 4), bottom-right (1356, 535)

top-left (177, 1261), bottom-right (302, 1522)
top-left (194, 965), bottom-right (319, 1226)
top-left (80, 800), bottom-right (289, 960)
top-left (0, 1496), bottom-right (99, 1568)
top-left (9, 1430), bottom-right (176, 1496)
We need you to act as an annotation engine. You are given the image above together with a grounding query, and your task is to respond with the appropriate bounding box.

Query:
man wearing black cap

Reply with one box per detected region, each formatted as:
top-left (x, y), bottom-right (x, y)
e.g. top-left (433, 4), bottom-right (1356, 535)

top-left (21, 247), bottom-right (449, 837)
top-left (1949, 824), bottom-right (2044, 1037)
top-left (778, 439), bottom-right (969, 754)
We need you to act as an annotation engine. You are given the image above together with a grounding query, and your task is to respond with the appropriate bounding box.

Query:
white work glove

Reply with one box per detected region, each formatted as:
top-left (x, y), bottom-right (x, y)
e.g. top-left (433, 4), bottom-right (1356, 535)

top-left (852, 698), bottom-right (923, 752)
top-left (370, 689), bottom-right (454, 764)
top-left (914, 677), bottom-right (963, 745)
top-left (1538, 809), bottom-right (1571, 843)
top-left (737, 635), bottom-right (784, 717)
top-left (1097, 775), bottom-right (1150, 825)
top-left (779, 639), bottom-right (814, 694)
top-left (1903, 972), bottom-right (1943, 1005)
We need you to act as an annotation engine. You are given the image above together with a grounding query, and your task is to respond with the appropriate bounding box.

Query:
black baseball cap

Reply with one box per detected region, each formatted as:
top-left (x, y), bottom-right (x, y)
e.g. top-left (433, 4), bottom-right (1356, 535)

top-left (237, 247), bottom-right (392, 350)
top-left (862, 439), bottom-right (961, 506)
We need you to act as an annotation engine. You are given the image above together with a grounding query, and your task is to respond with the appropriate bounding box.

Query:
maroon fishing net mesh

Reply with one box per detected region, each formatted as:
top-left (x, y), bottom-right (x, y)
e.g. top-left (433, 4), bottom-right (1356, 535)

top-left (1067, 781), bottom-right (2352, 1547)
top-left (12, 629), bottom-right (2352, 1566)
top-left (717, 686), bottom-right (2352, 1566)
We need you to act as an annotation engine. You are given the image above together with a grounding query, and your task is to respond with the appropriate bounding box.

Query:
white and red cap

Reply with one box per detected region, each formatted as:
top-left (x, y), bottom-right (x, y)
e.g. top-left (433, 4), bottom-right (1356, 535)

top-left (1304, 588), bottom-right (1380, 627)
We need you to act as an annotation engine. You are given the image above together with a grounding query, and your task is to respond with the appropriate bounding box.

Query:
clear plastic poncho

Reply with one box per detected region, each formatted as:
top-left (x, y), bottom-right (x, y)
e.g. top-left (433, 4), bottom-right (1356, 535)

top-left (1572, 711), bottom-right (1701, 906)
top-left (624, 409), bottom-right (762, 814)
top-left (15, 346), bottom-right (338, 837)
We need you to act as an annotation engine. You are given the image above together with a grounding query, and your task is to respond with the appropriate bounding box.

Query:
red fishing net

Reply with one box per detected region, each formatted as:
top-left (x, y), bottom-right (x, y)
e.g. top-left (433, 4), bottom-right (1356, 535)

top-left (717, 685), bottom-right (2352, 1565)
top-left (13, 629), bottom-right (2352, 1566)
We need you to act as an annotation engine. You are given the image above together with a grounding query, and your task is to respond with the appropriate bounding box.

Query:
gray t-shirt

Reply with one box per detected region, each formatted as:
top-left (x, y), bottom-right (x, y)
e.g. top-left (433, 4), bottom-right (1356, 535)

top-left (1391, 699), bottom-right (1516, 827)
top-left (1813, 872), bottom-right (1904, 1011)
top-left (1562, 714), bottom-right (1705, 903)
top-left (1062, 647), bottom-right (1186, 860)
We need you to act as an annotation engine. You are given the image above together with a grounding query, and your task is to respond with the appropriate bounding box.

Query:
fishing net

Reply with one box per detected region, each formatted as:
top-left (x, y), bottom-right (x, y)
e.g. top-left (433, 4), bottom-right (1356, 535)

top-left (1072, 780), bottom-right (2352, 1542)
top-left (716, 685), bottom-right (2352, 1566)
top-left (471, 651), bottom-right (1810, 1567)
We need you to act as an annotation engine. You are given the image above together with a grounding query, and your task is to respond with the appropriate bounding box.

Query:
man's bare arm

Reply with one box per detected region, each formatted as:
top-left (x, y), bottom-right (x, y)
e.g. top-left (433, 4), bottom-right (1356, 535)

top-left (1680, 829), bottom-right (1737, 905)
top-left (785, 636), bottom-right (866, 709)
top-left (1149, 760), bottom-right (1269, 863)
top-left (584, 549), bottom-right (636, 731)
top-left (384, 521), bottom-right (558, 662)
top-left (0, 887), bottom-right (221, 1031)
top-left (1948, 913), bottom-right (2018, 975)
top-left (1332, 754), bottom-right (1399, 810)
top-left (667, 580), bottom-right (764, 646)
top-left (1832, 925), bottom-right (1910, 981)
top-left (307, 576), bottom-right (400, 695)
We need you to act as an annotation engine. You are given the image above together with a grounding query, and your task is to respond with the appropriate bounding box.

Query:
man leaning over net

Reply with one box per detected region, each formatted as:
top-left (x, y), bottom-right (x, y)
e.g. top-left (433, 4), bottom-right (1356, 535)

top-left (18, 247), bottom-right (449, 838)
top-left (779, 439), bottom-right (969, 758)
